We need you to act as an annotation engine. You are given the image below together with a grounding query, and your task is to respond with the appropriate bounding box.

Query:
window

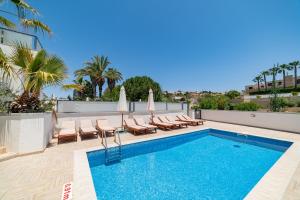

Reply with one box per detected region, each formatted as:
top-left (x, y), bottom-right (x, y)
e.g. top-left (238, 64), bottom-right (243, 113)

top-left (297, 79), bottom-right (300, 84)
top-left (261, 85), bottom-right (264, 88)
top-left (249, 87), bottom-right (253, 90)
top-left (268, 83), bottom-right (272, 86)
top-left (278, 82), bottom-right (282, 85)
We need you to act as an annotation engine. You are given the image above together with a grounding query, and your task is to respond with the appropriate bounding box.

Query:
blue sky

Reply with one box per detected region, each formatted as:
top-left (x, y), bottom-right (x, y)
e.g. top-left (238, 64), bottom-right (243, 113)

top-left (29, 0), bottom-right (300, 97)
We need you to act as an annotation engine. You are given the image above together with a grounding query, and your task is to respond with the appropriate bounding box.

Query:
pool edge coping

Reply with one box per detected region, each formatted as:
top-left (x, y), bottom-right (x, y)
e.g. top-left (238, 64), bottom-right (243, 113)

top-left (73, 126), bottom-right (300, 200)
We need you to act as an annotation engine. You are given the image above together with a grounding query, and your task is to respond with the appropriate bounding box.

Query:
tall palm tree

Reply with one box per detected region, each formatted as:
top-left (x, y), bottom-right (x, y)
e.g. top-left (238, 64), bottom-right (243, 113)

top-left (253, 75), bottom-right (263, 92)
top-left (278, 64), bottom-right (292, 89)
top-left (76, 56), bottom-right (110, 98)
top-left (289, 61), bottom-right (300, 89)
top-left (105, 68), bottom-right (123, 92)
top-left (269, 64), bottom-right (280, 90)
top-left (86, 56), bottom-right (110, 98)
top-left (261, 70), bottom-right (269, 91)
top-left (0, 0), bottom-right (51, 34)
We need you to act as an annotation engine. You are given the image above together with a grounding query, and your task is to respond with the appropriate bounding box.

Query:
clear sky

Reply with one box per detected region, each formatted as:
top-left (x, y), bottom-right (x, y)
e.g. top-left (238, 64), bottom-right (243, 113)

top-left (30, 0), bottom-right (300, 97)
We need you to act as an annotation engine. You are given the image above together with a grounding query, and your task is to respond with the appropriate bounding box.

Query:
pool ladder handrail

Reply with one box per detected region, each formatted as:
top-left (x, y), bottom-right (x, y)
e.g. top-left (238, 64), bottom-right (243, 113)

top-left (102, 128), bottom-right (122, 164)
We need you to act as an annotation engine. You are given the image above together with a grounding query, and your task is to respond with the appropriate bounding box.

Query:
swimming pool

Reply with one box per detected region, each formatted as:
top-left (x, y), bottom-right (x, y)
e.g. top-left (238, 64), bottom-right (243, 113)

top-left (87, 129), bottom-right (292, 200)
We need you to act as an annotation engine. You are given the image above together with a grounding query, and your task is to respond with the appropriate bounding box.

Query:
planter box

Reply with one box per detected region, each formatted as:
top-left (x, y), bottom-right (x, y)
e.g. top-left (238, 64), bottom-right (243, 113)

top-left (0, 113), bottom-right (53, 154)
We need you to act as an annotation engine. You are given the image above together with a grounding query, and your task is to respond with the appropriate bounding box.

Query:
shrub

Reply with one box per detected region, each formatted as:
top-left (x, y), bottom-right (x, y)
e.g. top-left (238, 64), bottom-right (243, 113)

top-left (197, 95), bottom-right (230, 110)
top-left (270, 95), bottom-right (287, 112)
top-left (297, 101), bottom-right (300, 107)
top-left (234, 102), bottom-right (261, 111)
top-left (225, 90), bottom-right (240, 99)
top-left (286, 101), bottom-right (295, 107)
top-left (291, 91), bottom-right (299, 96)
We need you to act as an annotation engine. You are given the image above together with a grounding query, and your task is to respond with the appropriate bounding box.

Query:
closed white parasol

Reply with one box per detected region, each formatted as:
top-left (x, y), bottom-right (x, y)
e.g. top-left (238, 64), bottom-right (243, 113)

top-left (147, 88), bottom-right (155, 122)
top-left (117, 86), bottom-right (128, 128)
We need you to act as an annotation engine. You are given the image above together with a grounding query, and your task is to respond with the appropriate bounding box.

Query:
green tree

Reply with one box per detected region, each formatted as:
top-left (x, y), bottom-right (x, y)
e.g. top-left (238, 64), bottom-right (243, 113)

top-left (225, 90), bottom-right (240, 99)
top-left (10, 43), bottom-right (67, 112)
top-left (278, 64), bottom-right (292, 89)
top-left (289, 61), bottom-right (300, 89)
top-left (261, 70), bottom-right (269, 91)
top-left (0, 0), bottom-right (51, 34)
top-left (269, 64), bottom-right (280, 90)
top-left (123, 76), bottom-right (162, 101)
top-left (102, 85), bottom-right (121, 101)
top-left (253, 75), bottom-right (263, 92)
top-left (105, 68), bottom-right (123, 92)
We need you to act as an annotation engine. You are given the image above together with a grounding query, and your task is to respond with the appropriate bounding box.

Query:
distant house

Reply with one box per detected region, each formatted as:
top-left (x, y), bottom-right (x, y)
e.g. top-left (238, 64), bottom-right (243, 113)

top-left (245, 75), bottom-right (300, 93)
top-left (0, 27), bottom-right (42, 94)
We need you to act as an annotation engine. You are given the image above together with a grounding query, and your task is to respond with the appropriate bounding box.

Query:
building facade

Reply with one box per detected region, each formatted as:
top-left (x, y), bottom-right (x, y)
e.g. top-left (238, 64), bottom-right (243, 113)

top-left (245, 75), bottom-right (300, 93)
top-left (0, 27), bottom-right (42, 94)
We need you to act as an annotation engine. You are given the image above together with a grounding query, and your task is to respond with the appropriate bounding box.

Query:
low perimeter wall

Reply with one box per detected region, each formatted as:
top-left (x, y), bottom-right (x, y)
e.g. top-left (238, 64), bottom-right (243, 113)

top-left (0, 113), bottom-right (54, 154)
top-left (201, 110), bottom-right (300, 133)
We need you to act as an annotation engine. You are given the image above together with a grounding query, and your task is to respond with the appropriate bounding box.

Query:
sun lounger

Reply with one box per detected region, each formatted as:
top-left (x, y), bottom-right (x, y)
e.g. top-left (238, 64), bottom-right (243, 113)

top-left (58, 120), bottom-right (77, 144)
top-left (158, 116), bottom-right (185, 128)
top-left (165, 116), bottom-right (189, 127)
top-left (96, 119), bottom-right (116, 137)
top-left (182, 114), bottom-right (205, 125)
top-left (124, 118), bottom-right (148, 135)
top-left (177, 115), bottom-right (202, 126)
top-left (151, 117), bottom-right (174, 130)
top-left (134, 117), bottom-right (157, 133)
top-left (79, 120), bottom-right (98, 139)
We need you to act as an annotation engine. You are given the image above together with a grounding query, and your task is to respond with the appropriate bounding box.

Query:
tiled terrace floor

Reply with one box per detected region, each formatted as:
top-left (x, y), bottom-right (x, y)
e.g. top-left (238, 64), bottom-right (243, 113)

top-left (0, 121), bottom-right (300, 200)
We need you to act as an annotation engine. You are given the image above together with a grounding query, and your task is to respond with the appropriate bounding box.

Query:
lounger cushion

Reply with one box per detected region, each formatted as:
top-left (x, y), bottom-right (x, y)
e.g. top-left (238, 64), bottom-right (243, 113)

top-left (100, 126), bottom-right (116, 131)
top-left (59, 128), bottom-right (76, 135)
top-left (81, 127), bottom-right (97, 133)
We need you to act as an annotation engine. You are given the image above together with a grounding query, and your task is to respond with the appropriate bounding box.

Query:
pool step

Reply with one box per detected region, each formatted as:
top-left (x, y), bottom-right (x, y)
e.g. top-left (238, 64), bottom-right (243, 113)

top-left (105, 147), bottom-right (122, 165)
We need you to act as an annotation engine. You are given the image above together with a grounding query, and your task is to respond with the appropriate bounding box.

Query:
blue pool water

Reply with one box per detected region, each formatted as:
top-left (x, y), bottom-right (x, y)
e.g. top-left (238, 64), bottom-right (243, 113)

top-left (87, 129), bottom-right (292, 200)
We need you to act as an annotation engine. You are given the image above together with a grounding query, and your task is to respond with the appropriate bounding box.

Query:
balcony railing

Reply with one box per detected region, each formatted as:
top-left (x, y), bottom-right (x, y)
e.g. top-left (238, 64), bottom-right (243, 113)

top-left (0, 27), bottom-right (42, 51)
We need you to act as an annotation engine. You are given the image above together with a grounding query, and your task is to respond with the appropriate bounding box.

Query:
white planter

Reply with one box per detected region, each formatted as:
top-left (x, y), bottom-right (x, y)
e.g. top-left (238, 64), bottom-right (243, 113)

top-left (0, 113), bottom-right (53, 154)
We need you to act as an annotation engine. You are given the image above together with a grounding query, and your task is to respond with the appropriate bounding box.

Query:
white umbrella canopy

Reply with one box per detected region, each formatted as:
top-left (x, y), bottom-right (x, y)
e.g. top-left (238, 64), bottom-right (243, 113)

top-left (117, 86), bottom-right (128, 112)
top-left (117, 86), bottom-right (128, 128)
top-left (147, 89), bottom-right (155, 121)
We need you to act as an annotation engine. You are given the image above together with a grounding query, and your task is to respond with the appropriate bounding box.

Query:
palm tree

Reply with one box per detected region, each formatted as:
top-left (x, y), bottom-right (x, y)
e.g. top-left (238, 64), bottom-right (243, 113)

top-left (289, 61), bottom-right (300, 89)
top-left (86, 56), bottom-right (110, 98)
top-left (9, 43), bottom-right (67, 112)
top-left (278, 64), bottom-right (292, 89)
top-left (261, 70), bottom-right (269, 91)
top-left (105, 68), bottom-right (123, 92)
top-left (269, 64), bottom-right (280, 90)
top-left (0, 0), bottom-right (51, 34)
top-left (253, 75), bottom-right (263, 92)
top-left (11, 43), bottom-right (67, 95)
top-left (75, 67), bottom-right (97, 98)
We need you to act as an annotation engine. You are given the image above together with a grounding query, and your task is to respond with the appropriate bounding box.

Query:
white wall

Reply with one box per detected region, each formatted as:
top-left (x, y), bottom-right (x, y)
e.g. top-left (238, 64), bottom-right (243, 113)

top-left (57, 101), bottom-right (187, 113)
top-left (201, 110), bottom-right (300, 133)
top-left (0, 113), bottom-right (53, 154)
